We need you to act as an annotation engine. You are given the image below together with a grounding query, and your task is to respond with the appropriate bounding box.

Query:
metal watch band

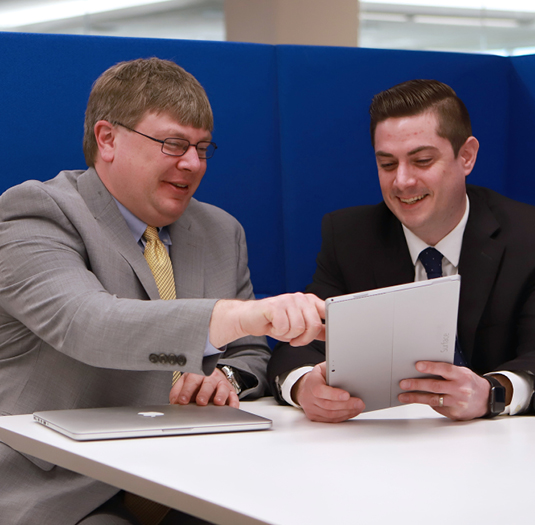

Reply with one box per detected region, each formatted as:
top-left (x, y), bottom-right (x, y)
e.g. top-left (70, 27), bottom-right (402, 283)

top-left (218, 365), bottom-right (242, 395)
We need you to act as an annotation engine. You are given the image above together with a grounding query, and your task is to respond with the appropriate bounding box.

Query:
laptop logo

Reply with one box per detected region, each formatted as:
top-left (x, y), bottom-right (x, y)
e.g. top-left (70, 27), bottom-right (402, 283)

top-left (138, 412), bottom-right (165, 418)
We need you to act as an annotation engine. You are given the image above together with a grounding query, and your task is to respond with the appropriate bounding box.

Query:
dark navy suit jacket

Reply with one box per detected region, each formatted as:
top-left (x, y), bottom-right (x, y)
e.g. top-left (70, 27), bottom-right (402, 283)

top-left (268, 185), bottom-right (535, 406)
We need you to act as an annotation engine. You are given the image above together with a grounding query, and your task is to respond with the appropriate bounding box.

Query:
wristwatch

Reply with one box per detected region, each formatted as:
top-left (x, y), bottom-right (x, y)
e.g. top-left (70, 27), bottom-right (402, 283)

top-left (218, 365), bottom-right (242, 395)
top-left (483, 375), bottom-right (506, 418)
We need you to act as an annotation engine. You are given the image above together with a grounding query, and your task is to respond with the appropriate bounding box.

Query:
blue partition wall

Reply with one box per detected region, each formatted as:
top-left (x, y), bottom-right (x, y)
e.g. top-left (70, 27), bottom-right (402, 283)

top-left (506, 54), bottom-right (535, 204)
top-left (0, 32), bottom-right (533, 298)
top-left (0, 32), bottom-right (284, 297)
top-left (276, 46), bottom-right (510, 291)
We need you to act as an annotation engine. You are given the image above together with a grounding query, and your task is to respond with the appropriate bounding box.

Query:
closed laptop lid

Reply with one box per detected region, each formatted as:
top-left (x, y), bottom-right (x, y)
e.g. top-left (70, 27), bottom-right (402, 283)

top-left (33, 404), bottom-right (272, 441)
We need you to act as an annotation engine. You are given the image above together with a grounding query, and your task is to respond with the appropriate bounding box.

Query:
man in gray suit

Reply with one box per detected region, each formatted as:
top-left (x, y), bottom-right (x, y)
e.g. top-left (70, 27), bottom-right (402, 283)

top-left (0, 58), bottom-right (324, 524)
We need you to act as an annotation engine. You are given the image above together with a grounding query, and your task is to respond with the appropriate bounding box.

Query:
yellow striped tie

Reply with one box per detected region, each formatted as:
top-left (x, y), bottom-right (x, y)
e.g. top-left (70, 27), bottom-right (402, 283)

top-left (143, 226), bottom-right (181, 385)
top-left (143, 226), bottom-right (177, 301)
top-left (124, 226), bottom-right (180, 524)
top-left (123, 492), bottom-right (170, 525)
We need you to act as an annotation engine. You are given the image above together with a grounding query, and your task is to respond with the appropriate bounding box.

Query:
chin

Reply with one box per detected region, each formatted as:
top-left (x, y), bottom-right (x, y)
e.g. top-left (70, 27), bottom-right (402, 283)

top-left (397, 213), bottom-right (428, 232)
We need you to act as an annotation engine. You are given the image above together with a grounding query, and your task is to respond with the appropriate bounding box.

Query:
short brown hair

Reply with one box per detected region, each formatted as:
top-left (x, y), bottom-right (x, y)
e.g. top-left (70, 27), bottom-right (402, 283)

top-left (369, 79), bottom-right (472, 157)
top-left (83, 57), bottom-right (213, 167)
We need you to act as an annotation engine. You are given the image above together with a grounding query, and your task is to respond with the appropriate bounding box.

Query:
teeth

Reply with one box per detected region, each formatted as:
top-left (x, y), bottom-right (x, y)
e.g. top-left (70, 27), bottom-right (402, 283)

top-left (400, 195), bottom-right (425, 204)
top-left (172, 183), bottom-right (187, 188)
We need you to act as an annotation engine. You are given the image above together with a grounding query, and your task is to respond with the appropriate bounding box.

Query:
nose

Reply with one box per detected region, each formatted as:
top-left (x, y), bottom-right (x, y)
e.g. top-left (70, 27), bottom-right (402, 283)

top-left (393, 162), bottom-right (416, 191)
top-left (176, 144), bottom-right (202, 171)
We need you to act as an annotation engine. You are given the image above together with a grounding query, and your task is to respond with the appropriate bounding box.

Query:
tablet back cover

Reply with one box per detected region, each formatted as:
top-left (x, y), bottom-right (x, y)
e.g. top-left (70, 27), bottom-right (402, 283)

top-left (326, 276), bottom-right (460, 412)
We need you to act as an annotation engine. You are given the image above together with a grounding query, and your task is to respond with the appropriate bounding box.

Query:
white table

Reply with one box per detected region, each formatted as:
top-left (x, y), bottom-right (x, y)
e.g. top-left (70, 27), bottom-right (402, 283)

top-left (0, 399), bottom-right (533, 525)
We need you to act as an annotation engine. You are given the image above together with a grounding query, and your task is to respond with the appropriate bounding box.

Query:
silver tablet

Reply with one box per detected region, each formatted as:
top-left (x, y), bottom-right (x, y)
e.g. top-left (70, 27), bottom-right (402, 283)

top-left (326, 275), bottom-right (460, 412)
top-left (34, 404), bottom-right (272, 441)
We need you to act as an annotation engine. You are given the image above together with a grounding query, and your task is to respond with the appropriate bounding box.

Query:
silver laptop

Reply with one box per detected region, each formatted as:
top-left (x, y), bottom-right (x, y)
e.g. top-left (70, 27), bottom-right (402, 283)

top-left (326, 275), bottom-right (460, 412)
top-left (33, 404), bottom-right (272, 441)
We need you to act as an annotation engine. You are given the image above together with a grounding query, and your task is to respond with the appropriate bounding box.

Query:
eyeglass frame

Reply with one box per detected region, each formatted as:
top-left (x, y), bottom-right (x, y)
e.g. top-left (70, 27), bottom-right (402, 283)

top-left (114, 122), bottom-right (218, 159)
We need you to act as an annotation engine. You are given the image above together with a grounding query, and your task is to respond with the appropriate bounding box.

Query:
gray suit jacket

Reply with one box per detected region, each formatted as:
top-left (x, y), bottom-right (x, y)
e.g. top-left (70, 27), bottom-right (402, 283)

top-left (0, 168), bottom-right (270, 524)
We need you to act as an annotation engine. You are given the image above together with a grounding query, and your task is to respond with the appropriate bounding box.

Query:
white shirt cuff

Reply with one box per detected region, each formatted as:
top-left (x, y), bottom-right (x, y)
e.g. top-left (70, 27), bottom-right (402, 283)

top-left (277, 366), bottom-right (315, 408)
top-left (487, 370), bottom-right (534, 415)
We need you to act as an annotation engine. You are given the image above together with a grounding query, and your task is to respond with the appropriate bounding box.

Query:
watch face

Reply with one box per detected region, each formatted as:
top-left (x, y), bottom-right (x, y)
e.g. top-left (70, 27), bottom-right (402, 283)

top-left (494, 387), bottom-right (506, 405)
top-left (489, 385), bottom-right (506, 415)
top-left (486, 376), bottom-right (506, 417)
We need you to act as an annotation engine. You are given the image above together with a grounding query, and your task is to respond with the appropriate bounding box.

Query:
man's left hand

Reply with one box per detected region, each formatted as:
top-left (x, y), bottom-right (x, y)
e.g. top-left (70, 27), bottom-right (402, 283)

top-left (398, 361), bottom-right (491, 421)
top-left (169, 368), bottom-right (239, 408)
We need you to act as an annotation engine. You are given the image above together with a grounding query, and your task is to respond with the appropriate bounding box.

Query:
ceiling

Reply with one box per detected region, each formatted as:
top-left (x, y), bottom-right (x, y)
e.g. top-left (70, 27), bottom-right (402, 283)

top-left (1, 0), bottom-right (535, 56)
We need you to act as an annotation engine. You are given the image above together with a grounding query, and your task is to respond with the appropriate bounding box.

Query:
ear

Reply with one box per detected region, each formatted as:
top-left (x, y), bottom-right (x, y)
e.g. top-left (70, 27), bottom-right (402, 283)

top-left (458, 136), bottom-right (479, 177)
top-left (94, 120), bottom-right (116, 163)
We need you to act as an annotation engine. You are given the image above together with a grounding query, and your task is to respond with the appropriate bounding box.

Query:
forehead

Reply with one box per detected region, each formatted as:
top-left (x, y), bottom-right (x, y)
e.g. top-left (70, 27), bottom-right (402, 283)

top-left (137, 111), bottom-right (211, 139)
top-left (374, 111), bottom-right (449, 155)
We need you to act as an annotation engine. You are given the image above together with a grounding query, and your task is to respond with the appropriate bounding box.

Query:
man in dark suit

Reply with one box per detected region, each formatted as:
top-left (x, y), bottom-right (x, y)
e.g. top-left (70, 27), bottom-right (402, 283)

top-left (268, 79), bottom-right (535, 423)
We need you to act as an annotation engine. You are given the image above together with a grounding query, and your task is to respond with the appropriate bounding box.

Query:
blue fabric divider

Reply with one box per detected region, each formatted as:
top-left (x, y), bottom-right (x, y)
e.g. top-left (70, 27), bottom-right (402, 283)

top-left (276, 46), bottom-right (510, 292)
top-left (507, 55), bottom-right (535, 204)
top-left (0, 32), bottom-right (284, 297)
top-left (0, 32), bottom-right (531, 299)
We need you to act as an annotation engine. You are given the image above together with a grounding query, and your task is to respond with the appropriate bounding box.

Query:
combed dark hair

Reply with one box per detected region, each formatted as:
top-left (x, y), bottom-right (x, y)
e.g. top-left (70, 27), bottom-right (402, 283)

top-left (83, 57), bottom-right (213, 167)
top-left (369, 79), bottom-right (472, 157)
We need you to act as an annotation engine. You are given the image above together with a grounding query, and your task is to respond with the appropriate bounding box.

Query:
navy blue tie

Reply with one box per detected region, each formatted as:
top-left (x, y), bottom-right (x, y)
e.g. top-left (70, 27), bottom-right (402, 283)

top-left (418, 247), bottom-right (443, 280)
top-left (418, 247), bottom-right (467, 366)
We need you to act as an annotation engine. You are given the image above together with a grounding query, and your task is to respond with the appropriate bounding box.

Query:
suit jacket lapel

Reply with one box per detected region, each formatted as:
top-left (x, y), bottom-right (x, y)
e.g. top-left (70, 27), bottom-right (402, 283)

top-left (168, 207), bottom-right (205, 299)
top-left (77, 168), bottom-right (161, 300)
top-left (458, 188), bottom-right (504, 363)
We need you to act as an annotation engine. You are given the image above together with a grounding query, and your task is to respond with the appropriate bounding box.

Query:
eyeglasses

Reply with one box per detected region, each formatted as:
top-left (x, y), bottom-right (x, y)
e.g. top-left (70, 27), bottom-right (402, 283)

top-left (115, 122), bottom-right (217, 159)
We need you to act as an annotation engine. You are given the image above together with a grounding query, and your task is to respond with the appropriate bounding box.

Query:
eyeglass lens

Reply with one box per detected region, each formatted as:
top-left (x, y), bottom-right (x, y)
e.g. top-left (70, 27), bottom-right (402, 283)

top-left (162, 138), bottom-right (216, 159)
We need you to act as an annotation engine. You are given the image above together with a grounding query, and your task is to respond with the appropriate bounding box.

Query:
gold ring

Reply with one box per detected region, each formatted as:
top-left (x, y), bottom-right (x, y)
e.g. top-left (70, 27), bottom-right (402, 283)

top-left (438, 395), bottom-right (444, 408)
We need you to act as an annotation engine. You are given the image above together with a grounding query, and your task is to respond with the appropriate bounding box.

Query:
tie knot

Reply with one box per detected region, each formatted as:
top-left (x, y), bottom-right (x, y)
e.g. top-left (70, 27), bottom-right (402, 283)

top-left (143, 225), bottom-right (160, 243)
top-left (418, 247), bottom-right (443, 279)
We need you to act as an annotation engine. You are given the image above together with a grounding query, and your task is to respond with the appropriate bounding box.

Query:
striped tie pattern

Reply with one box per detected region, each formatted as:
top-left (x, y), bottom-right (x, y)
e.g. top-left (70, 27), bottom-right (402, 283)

top-left (125, 226), bottom-right (179, 523)
top-left (143, 225), bottom-right (177, 301)
top-left (123, 491), bottom-right (170, 525)
top-left (143, 226), bottom-right (181, 385)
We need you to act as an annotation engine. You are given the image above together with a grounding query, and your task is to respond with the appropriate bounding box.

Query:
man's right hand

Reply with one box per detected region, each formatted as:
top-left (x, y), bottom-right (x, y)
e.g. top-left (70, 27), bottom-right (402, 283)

top-left (292, 362), bottom-right (365, 423)
top-left (209, 293), bottom-right (325, 348)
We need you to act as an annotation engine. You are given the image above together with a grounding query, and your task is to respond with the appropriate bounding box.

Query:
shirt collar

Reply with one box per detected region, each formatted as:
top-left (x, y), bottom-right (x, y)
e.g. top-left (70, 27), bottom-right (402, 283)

top-left (402, 194), bottom-right (470, 269)
top-left (113, 198), bottom-right (172, 247)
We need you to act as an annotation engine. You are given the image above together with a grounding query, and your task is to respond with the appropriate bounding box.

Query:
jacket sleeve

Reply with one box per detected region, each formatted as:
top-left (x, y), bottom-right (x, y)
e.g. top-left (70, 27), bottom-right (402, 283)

top-left (0, 181), bottom-right (217, 376)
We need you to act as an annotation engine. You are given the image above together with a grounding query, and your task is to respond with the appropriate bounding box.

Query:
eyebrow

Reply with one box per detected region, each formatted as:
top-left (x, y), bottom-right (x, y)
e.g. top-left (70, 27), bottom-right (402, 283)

top-left (375, 151), bottom-right (394, 158)
top-left (375, 145), bottom-right (438, 157)
top-left (407, 145), bottom-right (438, 155)
top-left (160, 129), bottom-right (212, 141)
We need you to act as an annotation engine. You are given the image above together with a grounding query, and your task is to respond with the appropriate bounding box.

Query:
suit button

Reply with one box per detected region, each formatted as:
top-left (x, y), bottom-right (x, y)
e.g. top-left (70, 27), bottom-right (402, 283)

top-left (158, 353), bottom-right (168, 364)
top-left (177, 354), bottom-right (187, 366)
top-left (168, 354), bottom-right (177, 365)
top-left (149, 354), bottom-right (159, 363)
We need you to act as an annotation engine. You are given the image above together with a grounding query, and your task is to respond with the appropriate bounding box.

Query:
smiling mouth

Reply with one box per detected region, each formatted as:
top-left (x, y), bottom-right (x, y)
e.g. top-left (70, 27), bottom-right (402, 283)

top-left (399, 195), bottom-right (427, 205)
